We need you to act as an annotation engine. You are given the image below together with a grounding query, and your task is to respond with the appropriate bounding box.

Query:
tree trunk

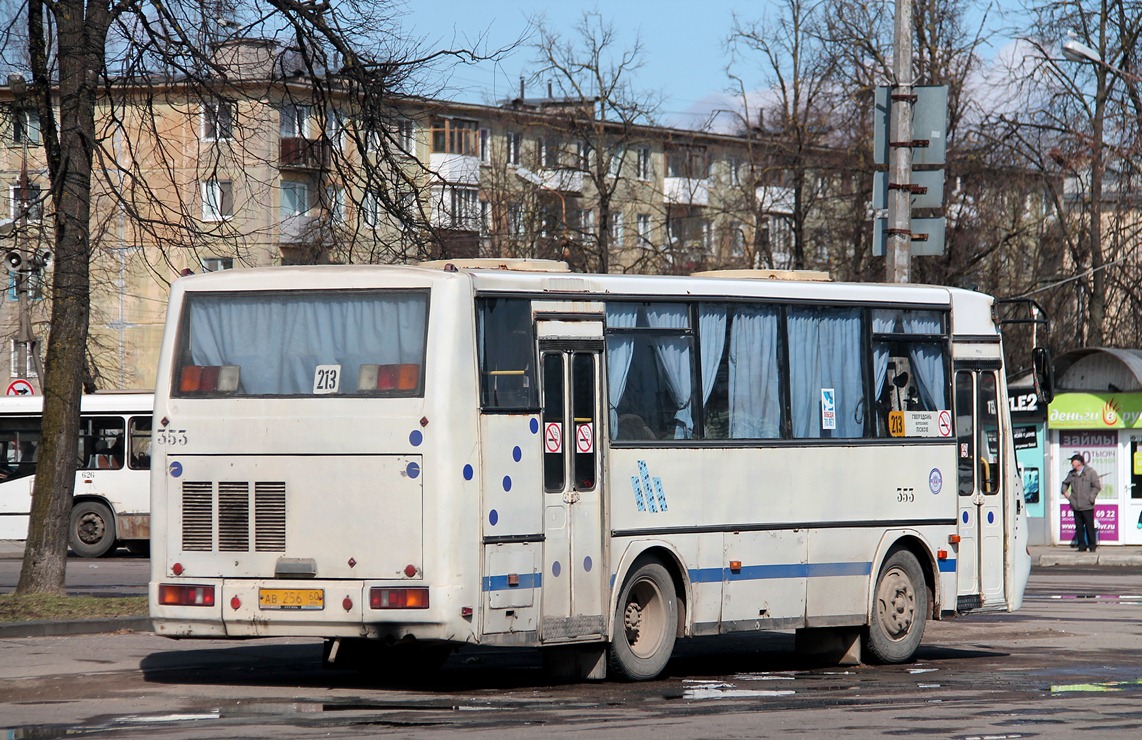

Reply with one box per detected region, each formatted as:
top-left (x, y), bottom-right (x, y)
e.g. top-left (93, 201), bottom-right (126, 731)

top-left (17, 0), bottom-right (111, 595)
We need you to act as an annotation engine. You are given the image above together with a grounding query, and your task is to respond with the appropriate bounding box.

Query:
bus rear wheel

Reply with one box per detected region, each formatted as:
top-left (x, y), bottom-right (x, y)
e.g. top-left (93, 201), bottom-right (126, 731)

top-left (69, 501), bottom-right (117, 558)
top-left (608, 560), bottom-right (677, 681)
top-left (864, 549), bottom-right (927, 664)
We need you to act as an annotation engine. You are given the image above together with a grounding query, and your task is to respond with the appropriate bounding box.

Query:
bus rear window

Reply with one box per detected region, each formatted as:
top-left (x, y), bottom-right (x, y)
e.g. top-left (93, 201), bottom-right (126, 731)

top-left (174, 290), bottom-right (428, 397)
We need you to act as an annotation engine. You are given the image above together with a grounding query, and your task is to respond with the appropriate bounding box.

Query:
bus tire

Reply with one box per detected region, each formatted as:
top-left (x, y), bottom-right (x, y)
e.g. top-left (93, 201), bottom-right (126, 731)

top-left (864, 549), bottom-right (927, 664)
top-left (608, 560), bottom-right (677, 681)
top-left (69, 501), bottom-right (117, 558)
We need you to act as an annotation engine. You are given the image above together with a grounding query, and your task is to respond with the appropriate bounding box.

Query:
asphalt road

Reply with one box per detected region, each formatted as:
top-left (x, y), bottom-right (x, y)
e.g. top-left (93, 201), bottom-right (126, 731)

top-left (2, 566), bottom-right (1142, 738)
top-left (0, 550), bottom-right (149, 597)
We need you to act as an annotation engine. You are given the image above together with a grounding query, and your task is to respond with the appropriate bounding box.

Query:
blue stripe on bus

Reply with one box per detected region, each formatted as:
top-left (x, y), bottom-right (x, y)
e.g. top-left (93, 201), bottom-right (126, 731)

top-left (482, 573), bottom-right (543, 592)
top-left (488, 559), bottom-right (954, 592)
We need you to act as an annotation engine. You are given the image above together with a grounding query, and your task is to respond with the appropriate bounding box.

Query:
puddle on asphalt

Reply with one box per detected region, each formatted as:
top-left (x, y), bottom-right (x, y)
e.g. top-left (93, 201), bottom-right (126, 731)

top-left (1051, 678), bottom-right (1142, 693)
top-left (681, 679), bottom-right (796, 700)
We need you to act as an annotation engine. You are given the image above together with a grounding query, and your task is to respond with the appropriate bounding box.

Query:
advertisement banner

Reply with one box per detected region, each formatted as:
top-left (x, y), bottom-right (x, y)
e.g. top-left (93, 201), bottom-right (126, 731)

top-left (1048, 393), bottom-right (1142, 430)
top-left (1059, 503), bottom-right (1120, 542)
top-left (1059, 431), bottom-right (1117, 502)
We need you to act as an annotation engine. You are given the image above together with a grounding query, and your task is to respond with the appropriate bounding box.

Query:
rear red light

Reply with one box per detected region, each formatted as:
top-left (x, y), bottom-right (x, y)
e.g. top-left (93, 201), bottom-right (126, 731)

top-left (158, 584), bottom-right (216, 607)
top-left (369, 587), bottom-right (429, 609)
top-left (179, 365), bottom-right (239, 393)
top-left (359, 364), bottom-right (421, 391)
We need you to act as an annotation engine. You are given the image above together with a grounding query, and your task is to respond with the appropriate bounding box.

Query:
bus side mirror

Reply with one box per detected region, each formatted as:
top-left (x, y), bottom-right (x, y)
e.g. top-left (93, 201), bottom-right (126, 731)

top-left (1032, 347), bottom-right (1055, 404)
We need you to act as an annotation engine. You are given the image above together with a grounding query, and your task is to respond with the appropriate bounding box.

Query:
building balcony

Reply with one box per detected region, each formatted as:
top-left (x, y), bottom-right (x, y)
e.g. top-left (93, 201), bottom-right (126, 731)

top-left (429, 153), bottom-right (480, 185)
top-left (539, 168), bottom-right (584, 193)
top-left (280, 137), bottom-right (330, 171)
top-left (279, 214), bottom-right (317, 243)
top-left (664, 177), bottom-right (709, 206)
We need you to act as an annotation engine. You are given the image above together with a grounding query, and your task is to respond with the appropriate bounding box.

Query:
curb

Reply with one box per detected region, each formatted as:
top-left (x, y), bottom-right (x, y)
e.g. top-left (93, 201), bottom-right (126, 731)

top-left (0, 616), bottom-right (152, 639)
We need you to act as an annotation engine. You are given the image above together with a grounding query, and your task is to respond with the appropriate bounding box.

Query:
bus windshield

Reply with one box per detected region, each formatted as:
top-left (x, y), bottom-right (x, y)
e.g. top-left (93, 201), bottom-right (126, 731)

top-left (174, 290), bottom-right (429, 397)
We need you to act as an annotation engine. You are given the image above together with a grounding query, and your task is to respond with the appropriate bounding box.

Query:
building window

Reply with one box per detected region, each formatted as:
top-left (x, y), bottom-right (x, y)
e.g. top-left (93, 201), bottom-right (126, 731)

top-left (202, 99), bottom-right (233, 141)
top-left (9, 339), bottom-right (39, 377)
top-left (610, 211), bottom-right (624, 246)
top-left (325, 186), bottom-right (345, 223)
top-left (201, 179), bottom-right (233, 221)
top-left (576, 208), bottom-right (595, 242)
top-left (480, 200), bottom-right (490, 235)
top-left (398, 119), bottom-right (416, 153)
top-left (508, 204), bottom-right (524, 236)
top-left (8, 183), bottom-right (42, 223)
top-left (667, 146), bottom-right (709, 179)
top-left (7, 270), bottom-right (44, 301)
top-left (540, 137), bottom-right (561, 169)
top-left (361, 191), bottom-right (381, 229)
top-left (280, 104), bottom-right (310, 138)
top-left (200, 257), bottom-right (234, 272)
top-left (701, 220), bottom-right (712, 251)
top-left (637, 213), bottom-right (652, 245)
top-left (506, 131), bottom-right (521, 165)
top-left (728, 157), bottom-right (741, 187)
top-left (12, 109), bottom-right (39, 145)
top-left (608, 144), bottom-right (625, 178)
top-left (280, 180), bottom-right (309, 218)
top-left (430, 117), bottom-right (479, 156)
top-left (576, 140), bottom-right (590, 169)
top-left (730, 221), bottom-right (746, 258)
top-left (479, 128), bottom-right (491, 163)
top-left (637, 147), bottom-right (651, 180)
top-left (435, 185), bottom-right (479, 230)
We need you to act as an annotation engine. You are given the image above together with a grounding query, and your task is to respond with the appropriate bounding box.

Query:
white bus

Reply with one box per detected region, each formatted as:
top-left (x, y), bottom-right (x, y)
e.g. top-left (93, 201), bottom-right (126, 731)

top-left (149, 262), bottom-right (1033, 680)
top-left (0, 391), bottom-right (154, 557)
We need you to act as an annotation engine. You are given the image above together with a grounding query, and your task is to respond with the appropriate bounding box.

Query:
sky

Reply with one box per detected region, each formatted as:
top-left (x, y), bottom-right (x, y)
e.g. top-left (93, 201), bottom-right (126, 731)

top-left (398, 0), bottom-right (1028, 130)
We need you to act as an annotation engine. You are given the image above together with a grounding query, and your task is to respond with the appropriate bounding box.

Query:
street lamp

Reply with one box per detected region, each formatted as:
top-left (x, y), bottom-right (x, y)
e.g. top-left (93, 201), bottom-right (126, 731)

top-left (1062, 39), bottom-right (1142, 82)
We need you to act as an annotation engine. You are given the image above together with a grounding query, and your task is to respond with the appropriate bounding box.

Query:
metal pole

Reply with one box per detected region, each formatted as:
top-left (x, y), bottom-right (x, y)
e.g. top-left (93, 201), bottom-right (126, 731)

top-left (886, 0), bottom-right (914, 284)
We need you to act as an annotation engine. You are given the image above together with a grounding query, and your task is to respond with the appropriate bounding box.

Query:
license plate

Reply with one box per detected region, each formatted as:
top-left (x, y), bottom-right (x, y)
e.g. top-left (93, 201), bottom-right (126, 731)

top-left (258, 588), bottom-right (325, 610)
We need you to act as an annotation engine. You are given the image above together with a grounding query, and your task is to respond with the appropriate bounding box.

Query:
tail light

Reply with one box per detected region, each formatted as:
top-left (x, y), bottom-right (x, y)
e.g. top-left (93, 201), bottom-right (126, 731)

top-left (358, 364), bottom-right (420, 392)
top-left (158, 584), bottom-right (216, 606)
top-left (369, 587), bottom-right (429, 609)
top-left (179, 365), bottom-right (239, 393)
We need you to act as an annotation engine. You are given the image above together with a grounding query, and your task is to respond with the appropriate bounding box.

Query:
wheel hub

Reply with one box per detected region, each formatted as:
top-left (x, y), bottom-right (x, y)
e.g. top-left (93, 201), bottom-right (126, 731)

top-left (624, 601), bottom-right (643, 636)
top-left (878, 568), bottom-right (916, 639)
top-left (77, 513), bottom-right (106, 545)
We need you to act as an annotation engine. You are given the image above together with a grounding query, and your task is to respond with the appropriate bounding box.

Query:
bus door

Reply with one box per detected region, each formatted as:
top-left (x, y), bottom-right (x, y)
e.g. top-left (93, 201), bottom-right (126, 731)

top-left (538, 334), bottom-right (606, 642)
top-left (955, 368), bottom-right (1006, 610)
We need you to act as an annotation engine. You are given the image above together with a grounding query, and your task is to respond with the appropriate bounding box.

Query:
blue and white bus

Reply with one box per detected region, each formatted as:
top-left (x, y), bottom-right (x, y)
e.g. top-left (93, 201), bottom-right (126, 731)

top-left (149, 261), bottom-right (1031, 680)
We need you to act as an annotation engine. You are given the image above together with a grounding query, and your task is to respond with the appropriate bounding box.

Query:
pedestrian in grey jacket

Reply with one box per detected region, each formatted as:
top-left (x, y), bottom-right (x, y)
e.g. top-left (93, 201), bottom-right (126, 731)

top-left (1061, 453), bottom-right (1102, 552)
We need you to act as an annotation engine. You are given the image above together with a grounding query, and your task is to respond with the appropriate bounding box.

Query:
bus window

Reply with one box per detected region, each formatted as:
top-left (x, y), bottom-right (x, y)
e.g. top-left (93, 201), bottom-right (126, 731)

top-left (79, 417), bottom-right (125, 471)
top-left (477, 297), bottom-right (538, 410)
top-left (702, 303), bottom-right (782, 440)
top-left (542, 352), bottom-right (565, 491)
top-left (606, 302), bottom-right (695, 440)
top-left (129, 416), bottom-right (152, 469)
top-left (978, 372), bottom-right (1001, 494)
top-left (956, 372), bottom-right (975, 496)
top-left (572, 352), bottom-right (596, 490)
top-left (872, 309), bottom-right (948, 437)
top-left (176, 290), bottom-right (428, 397)
top-left (788, 306), bottom-right (865, 438)
top-left (0, 418), bottom-right (40, 482)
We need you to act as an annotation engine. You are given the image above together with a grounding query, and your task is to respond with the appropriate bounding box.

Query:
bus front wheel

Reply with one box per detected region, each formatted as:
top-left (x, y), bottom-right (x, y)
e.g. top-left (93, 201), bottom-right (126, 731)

top-left (608, 560), bottom-right (677, 681)
top-left (864, 549), bottom-right (927, 664)
top-left (69, 501), bottom-right (117, 558)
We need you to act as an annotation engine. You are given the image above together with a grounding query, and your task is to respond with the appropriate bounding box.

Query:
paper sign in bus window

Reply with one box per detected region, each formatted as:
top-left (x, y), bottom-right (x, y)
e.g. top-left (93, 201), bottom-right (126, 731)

top-left (313, 365), bottom-right (341, 395)
top-left (821, 388), bottom-right (836, 430)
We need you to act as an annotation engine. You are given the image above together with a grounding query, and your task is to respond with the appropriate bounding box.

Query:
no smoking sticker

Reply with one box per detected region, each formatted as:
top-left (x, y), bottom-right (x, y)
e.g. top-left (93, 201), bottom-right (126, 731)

top-left (576, 423), bottom-right (594, 453)
top-left (544, 422), bottom-right (563, 454)
top-left (937, 409), bottom-right (953, 437)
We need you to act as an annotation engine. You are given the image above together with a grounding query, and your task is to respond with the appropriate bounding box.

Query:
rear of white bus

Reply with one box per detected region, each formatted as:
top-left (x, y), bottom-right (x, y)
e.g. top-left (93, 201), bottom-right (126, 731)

top-left (148, 267), bottom-right (481, 647)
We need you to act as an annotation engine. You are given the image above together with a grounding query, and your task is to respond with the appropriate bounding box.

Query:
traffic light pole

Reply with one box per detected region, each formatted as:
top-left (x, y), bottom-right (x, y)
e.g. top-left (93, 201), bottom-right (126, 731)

top-left (886, 0), bottom-right (914, 284)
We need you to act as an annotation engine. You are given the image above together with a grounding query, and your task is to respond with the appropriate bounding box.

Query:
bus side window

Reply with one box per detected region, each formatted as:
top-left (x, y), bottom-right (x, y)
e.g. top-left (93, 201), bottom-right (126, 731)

top-left (80, 416), bottom-right (126, 471)
top-left (129, 416), bottom-right (152, 469)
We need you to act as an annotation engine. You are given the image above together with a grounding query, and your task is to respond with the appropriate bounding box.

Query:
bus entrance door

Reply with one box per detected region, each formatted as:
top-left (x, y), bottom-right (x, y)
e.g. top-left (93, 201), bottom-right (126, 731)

top-left (538, 338), bottom-right (606, 643)
top-left (954, 368), bottom-right (1006, 611)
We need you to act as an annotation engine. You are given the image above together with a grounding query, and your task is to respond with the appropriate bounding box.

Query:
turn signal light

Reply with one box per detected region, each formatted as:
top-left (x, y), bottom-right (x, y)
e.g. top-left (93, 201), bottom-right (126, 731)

top-left (179, 364), bottom-right (240, 393)
top-left (948, 534), bottom-right (961, 544)
top-left (358, 363), bottom-right (420, 391)
top-left (369, 587), bottom-right (429, 609)
top-left (158, 584), bottom-right (216, 607)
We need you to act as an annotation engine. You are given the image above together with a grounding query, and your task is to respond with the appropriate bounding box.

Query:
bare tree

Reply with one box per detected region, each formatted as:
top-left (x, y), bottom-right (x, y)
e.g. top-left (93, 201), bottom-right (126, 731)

top-left (2, 0), bottom-right (502, 594)
top-left (527, 11), bottom-right (660, 274)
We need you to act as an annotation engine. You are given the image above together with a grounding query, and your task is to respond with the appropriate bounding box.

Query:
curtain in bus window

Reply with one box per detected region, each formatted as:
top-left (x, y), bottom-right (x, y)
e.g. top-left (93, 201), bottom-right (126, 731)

top-left (645, 304), bottom-right (693, 439)
top-left (698, 305), bottom-right (727, 420)
top-left (605, 304), bottom-right (639, 435)
top-left (187, 292), bottom-right (427, 395)
top-left (728, 305), bottom-right (781, 438)
top-left (871, 311), bottom-right (897, 409)
top-left (904, 312), bottom-right (947, 409)
top-left (788, 307), bottom-right (864, 438)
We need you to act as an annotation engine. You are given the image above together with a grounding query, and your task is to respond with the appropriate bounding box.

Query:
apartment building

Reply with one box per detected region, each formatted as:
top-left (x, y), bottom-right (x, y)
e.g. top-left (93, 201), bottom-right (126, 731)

top-left (0, 40), bottom-right (801, 391)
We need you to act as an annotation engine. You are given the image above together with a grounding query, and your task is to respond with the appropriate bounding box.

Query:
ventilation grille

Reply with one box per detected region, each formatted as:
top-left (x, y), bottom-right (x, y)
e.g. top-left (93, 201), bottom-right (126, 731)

top-left (255, 482), bottom-right (287, 552)
top-left (180, 481), bottom-right (286, 553)
top-left (218, 482), bottom-right (250, 551)
top-left (181, 482), bottom-right (214, 551)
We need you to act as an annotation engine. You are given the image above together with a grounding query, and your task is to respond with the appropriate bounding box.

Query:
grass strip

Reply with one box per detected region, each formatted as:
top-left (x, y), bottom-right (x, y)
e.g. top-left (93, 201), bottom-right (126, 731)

top-left (0, 594), bottom-right (148, 623)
